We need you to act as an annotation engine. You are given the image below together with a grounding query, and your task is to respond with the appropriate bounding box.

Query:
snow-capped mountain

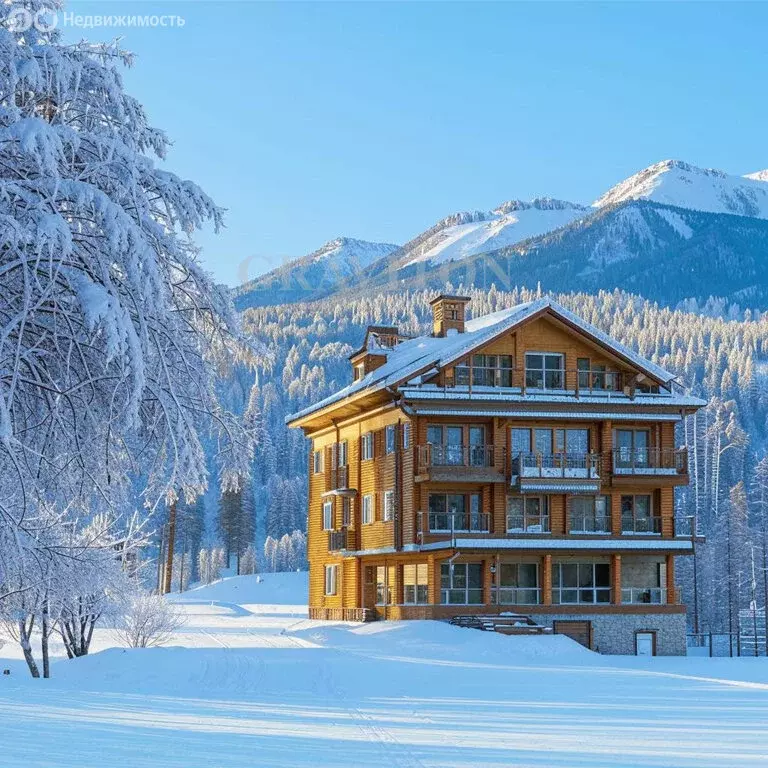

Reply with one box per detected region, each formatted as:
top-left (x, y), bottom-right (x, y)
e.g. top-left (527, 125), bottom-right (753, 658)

top-left (593, 159), bottom-right (768, 219)
top-left (234, 237), bottom-right (398, 309)
top-left (744, 169), bottom-right (768, 182)
top-left (398, 198), bottom-right (588, 269)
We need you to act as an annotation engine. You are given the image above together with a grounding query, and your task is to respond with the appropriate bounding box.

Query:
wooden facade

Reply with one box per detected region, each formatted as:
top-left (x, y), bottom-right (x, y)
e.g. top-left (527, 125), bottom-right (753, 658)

top-left (290, 297), bottom-right (703, 652)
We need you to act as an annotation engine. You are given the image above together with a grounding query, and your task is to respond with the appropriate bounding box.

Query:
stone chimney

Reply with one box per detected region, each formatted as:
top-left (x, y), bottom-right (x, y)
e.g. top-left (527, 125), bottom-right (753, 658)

top-left (429, 294), bottom-right (471, 337)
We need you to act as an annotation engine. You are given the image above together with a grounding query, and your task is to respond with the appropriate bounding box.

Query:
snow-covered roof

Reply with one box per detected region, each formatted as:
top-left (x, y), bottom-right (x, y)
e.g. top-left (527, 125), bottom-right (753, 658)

top-left (406, 409), bottom-right (684, 422)
top-left (286, 297), bottom-right (678, 425)
top-left (420, 538), bottom-right (694, 552)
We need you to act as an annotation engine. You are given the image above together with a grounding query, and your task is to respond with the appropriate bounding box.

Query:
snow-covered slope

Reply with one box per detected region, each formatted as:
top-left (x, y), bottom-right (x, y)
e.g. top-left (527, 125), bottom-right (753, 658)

top-left (234, 237), bottom-right (398, 308)
top-left (744, 169), bottom-right (768, 182)
top-left (400, 198), bottom-right (588, 268)
top-left (594, 159), bottom-right (768, 219)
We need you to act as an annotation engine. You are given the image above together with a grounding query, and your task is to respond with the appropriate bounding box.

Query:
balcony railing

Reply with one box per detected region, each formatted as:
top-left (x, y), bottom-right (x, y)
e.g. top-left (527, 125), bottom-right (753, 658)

top-left (612, 448), bottom-right (688, 475)
top-left (507, 514), bottom-right (550, 534)
top-left (511, 452), bottom-right (601, 480)
top-left (621, 587), bottom-right (667, 605)
top-left (492, 587), bottom-right (541, 605)
top-left (570, 514), bottom-right (612, 534)
top-left (621, 515), bottom-right (662, 535)
top-left (674, 515), bottom-right (697, 537)
top-left (328, 529), bottom-right (349, 552)
top-left (450, 365), bottom-right (631, 395)
top-left (417, 444), bottom-right (498, 471)
top-left (423, 512), bottom-right (490, 534)
top-left (324, 464), bottom-right (349, 492)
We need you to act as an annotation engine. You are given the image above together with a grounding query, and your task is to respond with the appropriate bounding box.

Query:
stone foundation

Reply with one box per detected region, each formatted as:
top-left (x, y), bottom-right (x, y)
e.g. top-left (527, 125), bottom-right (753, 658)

top-left (536, 612), bottom-right (687, 655)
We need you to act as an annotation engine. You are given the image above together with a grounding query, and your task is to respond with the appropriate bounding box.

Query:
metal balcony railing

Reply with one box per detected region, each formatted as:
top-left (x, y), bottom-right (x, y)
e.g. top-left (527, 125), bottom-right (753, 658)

top-left (506, 514), bottom-right (550, 534)
top-left (511, 452), bottom-right (601, 480)
top-left (328, 529), bottom-right (348, 552)
top-left (324, 464), bottom-right (349, 492)
top-left (621, 587), bottom-right (668, 605)
top-left (422, 512), bottom-right (490, 534)
top-left (570, 514), bottom-right (612, 534)
top-left (674, 515), bottom-right (697, 537)
top-left (621, 515), bottom-right (662, 535)
top-left (612, 448), bottom-right (688, 475)
top-left (417, 444), bottom-right (499, 472)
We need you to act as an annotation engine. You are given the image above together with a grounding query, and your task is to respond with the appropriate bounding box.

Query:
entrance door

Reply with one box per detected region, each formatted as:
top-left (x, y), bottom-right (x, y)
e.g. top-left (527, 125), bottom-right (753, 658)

top-left (636, 631), bottom-right (656, 656)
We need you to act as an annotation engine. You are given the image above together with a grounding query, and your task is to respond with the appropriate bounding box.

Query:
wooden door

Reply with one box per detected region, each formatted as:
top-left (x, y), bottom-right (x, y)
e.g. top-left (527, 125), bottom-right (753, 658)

top-left (553, 620), bottom-right (592, 649)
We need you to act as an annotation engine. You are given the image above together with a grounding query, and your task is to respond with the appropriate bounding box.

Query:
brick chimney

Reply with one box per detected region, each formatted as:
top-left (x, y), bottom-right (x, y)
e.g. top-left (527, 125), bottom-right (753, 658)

top-left (429, 294), bottom-right (471, 337)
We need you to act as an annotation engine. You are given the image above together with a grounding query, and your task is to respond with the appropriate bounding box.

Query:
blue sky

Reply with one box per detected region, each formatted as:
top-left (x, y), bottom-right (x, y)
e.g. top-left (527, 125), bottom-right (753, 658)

top-left (64, 1), bottom-right (768, 285)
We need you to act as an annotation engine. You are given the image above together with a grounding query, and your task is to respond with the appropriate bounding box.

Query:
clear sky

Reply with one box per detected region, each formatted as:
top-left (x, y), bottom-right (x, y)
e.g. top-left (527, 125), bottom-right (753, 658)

top-left (64, 1), bottom-right (768, 286)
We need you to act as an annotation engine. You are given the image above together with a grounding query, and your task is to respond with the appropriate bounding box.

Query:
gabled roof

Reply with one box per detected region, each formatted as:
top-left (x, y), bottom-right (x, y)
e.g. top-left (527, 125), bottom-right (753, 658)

top-left (286, 297), bottom-right (677, 427)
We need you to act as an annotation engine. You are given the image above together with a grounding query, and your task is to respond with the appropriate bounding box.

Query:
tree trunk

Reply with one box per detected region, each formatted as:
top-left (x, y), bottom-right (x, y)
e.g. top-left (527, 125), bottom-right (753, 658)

top-left (163, 500), bottom-right (177, 594)
top-left (41, 600), bottom-right (50, 679)
top-left (179, 544), bottom-right (186, 593)
top-left (18, 618), bottom-right (40, 678)
top-left (156, 524), bottom-right (166, 594)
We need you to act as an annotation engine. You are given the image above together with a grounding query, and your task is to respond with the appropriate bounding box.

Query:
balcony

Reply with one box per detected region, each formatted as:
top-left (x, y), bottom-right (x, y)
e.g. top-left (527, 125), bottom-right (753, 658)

top-left (328, 528), bottom-right (350, 552)
top-left (418, 511), bottom-right (490, 536)
top-left (621, 587), bottom-right (668, 605)
top-left (570, 514), bottom-right (612, 534)
top-left (416, 444), bottom-right (505, 483)
top-left (611, 448), bottom-right (688, 484)
top-left (324, 464), bottom-right (349, 493)
top-left (510, 452), bottom-right (601, 493)
top-left (506, 513), bottom-right (550, 534)
top-left (621, 515), bottom-right (662, 535)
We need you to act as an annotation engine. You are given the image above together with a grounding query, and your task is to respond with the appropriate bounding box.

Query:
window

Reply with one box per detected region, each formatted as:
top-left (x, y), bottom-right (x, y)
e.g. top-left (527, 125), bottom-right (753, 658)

top-left (615, 430), bottom-right (650, 468)
top-left (354, 363), bottom-right (365, 381)
top-left (577, 358), bottom-right (610, 390)
top-left (324, 565), bottom-right (337, 596)
top-left (342, 496), bottom-right (352, 527)
top-left (525, 352), bottom-right (564, 390)
top-left (403, 563), bottom-right (429, 604)
top-left (428, 493), bottom-right (485, 531)
top-left (506, 496), bottom-right (549, 533)
top-left (313, 450), bottom-right (324, 474)
top-left (427, 424), bottom-right (463, 465)
top-left (402, 422), bottom-right (411, 449)
top-left (621, 494), bottom-right (659, 534)
top-left (384, 490), bottom-right (395, 522)
top-left (362, 494), bottom-right (374, 524)
top-left (552, 562), bottom-right (610, 604)
top-left (322, 501), bottom-right (333, 531)
top-left (337, 441), bottom-right (348, 467)
top-left (455, 354), bottom-right (513, 388)
top-left (385, 425), bottom-right (395, 454)
top-left (441, 562), bottom-right (483, 605)
top-left (361, 432), bottom-right (374, 461)
top-left (376, 566), bottom-right (391, 605)
top-left (496, 562), bottom-right (539, 605)
top-left (570, 496), bottom-right (611, 533)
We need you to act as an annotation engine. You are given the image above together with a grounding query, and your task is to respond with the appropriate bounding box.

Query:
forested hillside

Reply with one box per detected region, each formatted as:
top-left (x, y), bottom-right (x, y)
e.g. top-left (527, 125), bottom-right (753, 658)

top-left (239, 285), bottom-right (768, 634)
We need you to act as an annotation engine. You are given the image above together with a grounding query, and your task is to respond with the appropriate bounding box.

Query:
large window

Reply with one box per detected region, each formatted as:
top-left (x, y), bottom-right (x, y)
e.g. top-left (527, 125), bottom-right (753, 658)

top-left (402, 422), bottom-right (411, 449)
top-left (324, 565), bottom-right (337, 596)
top-left (441, 562), bottom-right (483, 605)
top-left (506, 496), bottom-right (549, 533)
top-left (621, 494), bottom-right (659, 534)
top-left (362, 494), bottom-right (374, 524)
top-left (361, 432), bottom-right (374, 461)
top-left (525, 352), bottom-right (564, 390)
top-left (615, 429), bottom-right (650, 468)
top-left (342, 496), bottom-right (352, 527)
top-left (427, 424), bottom-right (464, 465)
top-left (552, 562), bottom-right (610, 604)
top-left (496, 563), bottom-right (539, 605)
top-left (429, 493), bottom-right (485, 532)
top-left (337, 441), bottom-right (348, 467)
top-left (403, 563), bottom-right (429, 604)
top-left (455, 354), bottom-right (514, 387)
top-left (570, 496), bottom-right (611, 533)
top-left (322, 501), bottom-right (333, 531)
top-left (313, 451), bottom-right (324, 474)
top-left (383, 490), bottom-right (394, 522)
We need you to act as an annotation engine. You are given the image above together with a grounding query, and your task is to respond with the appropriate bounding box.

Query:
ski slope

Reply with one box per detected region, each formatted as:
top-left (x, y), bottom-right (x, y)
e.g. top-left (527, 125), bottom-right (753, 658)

top-left (2, 573), bottom-right (768, 767)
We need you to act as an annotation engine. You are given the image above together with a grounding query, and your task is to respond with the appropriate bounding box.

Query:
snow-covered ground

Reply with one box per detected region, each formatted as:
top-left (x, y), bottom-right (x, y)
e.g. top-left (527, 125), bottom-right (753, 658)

top-left (2, 573), bottom-right (768, 767)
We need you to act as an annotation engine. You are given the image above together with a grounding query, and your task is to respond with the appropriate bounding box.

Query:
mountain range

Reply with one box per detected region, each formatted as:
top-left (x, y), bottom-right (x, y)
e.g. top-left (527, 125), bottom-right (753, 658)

top-left (234, 159), bottom-right (768, 311)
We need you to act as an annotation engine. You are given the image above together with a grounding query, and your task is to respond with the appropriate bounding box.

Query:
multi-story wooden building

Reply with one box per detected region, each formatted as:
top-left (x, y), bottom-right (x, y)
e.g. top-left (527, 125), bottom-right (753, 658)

top-left (287, 296), bottom-right (704, 655)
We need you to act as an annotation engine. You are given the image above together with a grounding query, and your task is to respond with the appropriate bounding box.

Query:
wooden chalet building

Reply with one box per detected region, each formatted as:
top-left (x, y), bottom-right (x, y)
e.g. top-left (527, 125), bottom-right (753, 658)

top-left (287, 295), bottom-right (704, 655)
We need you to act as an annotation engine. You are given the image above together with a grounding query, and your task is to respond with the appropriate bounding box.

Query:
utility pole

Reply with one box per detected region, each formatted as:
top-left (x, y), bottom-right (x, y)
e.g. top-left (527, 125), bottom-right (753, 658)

top-left (163, 498), bottom-right (177, 594)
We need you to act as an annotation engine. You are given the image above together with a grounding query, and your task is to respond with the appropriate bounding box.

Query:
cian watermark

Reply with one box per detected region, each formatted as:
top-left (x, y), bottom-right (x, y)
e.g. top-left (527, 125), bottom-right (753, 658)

top-left (4, 5), bottom-right (185, 33)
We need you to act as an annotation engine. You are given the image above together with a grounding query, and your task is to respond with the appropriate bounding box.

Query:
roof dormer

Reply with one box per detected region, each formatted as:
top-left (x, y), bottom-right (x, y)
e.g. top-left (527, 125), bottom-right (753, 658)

top-left (349, 325), bottom-right (405, 381)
